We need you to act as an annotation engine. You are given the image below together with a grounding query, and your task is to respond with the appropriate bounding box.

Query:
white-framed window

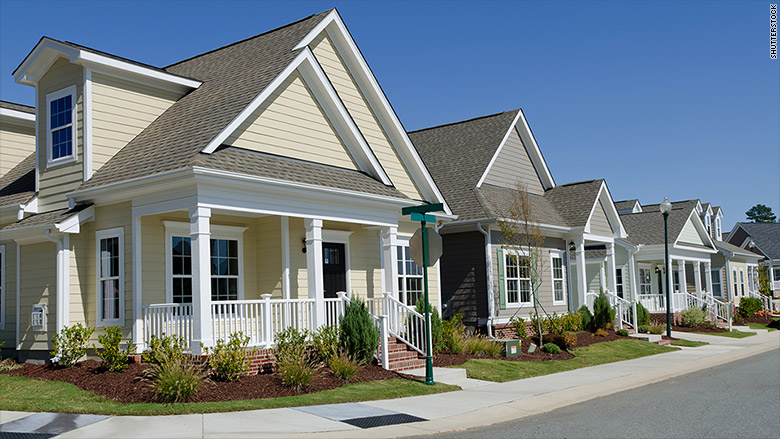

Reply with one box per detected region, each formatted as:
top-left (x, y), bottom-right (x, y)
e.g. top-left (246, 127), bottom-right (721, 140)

top-left (639, 267), bottom-right (652, 295)
top-left (615, 267), bottom-right (624, 299)
top-left (772, 266), bottom-right (780, 282)
top-left (739, 268), bottom-right (745, 297)
top-left (164, 222), bottom-right (246, 303)
top-left (397, 244), bottom-right (423, 307)
top-left (96, 228), bottom-right (124, 325)
top-left (711, 269), bottom-right (722, 297)
top-left (704, 215), bottom-right (711, 235)
top-left (0, 245), bottom-right (5, 329)
top-left (715, 217), bottom-right (721, 238)
top-left (46, 86), bottom-right (77, 167)
top-left (505, 251), bottom-right (532, 306)
top-left (550, 251), bottom-right (566, 305)
top-left (673, 270), bottom-right (680, 293)
top-left (732, 269), bottom-right (738, 298)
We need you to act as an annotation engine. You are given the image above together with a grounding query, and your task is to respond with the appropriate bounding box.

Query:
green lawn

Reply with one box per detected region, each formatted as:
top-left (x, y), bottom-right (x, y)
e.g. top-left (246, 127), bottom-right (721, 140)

top-left (693, 330), bottom-right (755, 338)
top-left (745, 320), bottom-right (779, 332)
top-left (0, 376), bottom-right (458, 416)
top-left (670, 339), bottom-right (709, 347)
top-left (450, 339), bottom-right (678, 383)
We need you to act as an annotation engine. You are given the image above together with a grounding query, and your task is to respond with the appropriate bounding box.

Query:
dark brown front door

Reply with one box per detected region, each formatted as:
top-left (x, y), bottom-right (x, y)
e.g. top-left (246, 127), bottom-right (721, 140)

top-left (323, 243), bottom-right (346, 298)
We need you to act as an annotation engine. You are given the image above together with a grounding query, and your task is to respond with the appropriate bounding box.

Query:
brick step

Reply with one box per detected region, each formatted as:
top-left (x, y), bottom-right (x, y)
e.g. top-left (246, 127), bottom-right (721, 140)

top-left (387, 351), bottom-right (421, 361)
top-left (378, 345), bottom-right (413, 354)
top-left (387, 359), bottom-right (426, 371)
top-left (377, 335), bottom-right (426, 372)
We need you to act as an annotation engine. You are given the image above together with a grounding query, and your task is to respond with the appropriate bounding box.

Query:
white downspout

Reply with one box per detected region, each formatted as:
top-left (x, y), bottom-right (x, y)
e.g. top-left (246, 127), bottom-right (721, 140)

top-left (43, 230), bottom-right (68, 335)
top-left (476, 223), bottom-right (494, 338)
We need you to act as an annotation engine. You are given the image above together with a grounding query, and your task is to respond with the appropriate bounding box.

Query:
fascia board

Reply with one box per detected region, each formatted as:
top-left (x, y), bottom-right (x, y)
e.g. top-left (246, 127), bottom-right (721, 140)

top-left (300, 11), bottom-right (451, 214)
top-left (0, 108), bottom-right (35, 123)
top-left (475, 111), bottom-right (523, 188)
top-left (75, 51), bottom-right (201, 89)
top-left (598, 182), bottom-right (628, 238)
top-left (55, 205), bottom-right (95, 233)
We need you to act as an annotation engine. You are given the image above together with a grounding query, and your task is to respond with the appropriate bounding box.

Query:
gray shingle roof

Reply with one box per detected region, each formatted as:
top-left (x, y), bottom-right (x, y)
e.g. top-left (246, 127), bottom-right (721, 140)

top-left (200, 147), bottom-right (407, 199)
top-left (543, 180), bottom-right (604, 228)
top-left (615, 199), bottom-right (638, 211)
top-left (476, 184), bottom-right (567, 227)
top-left (715, 240), bottom-right (762, 258)
top-left (0, 153), bottom-right (35, 208)
top-left (641, 199), bottom-right (699, 213)
top-left (410, 110), bottom-right (521, 222)
top-left (0, 100), bottom-right (34, 114)
top-left (77, 10), bottom-right (333, 192)
top-left (735, 222), bottom-right (780, 259)
top-left (620, 203), bottom-right (712, 248)
top-left (1, 203), bottom-right (91, 231)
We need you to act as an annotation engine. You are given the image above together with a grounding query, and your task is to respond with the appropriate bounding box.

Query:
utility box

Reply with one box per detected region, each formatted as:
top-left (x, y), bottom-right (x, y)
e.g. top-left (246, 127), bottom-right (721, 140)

top-left (501, 339), bottom-right (522, 358)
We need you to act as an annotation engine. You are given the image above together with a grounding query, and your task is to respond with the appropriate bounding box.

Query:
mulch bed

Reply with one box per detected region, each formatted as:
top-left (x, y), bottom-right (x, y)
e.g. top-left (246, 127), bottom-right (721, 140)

top-left (670, 324), bottom-right (727, 333)
top-left (1, 359), bottom-right (408, 404)
top-left (433, 330), bottom-right (630, 367)
top-left (736, 314), bottom-right (778, 324)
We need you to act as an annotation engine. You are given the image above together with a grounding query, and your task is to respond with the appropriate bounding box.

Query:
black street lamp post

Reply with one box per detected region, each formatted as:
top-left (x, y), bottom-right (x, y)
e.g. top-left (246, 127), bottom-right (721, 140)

top-left (660, 197), bottom-right (673, 338)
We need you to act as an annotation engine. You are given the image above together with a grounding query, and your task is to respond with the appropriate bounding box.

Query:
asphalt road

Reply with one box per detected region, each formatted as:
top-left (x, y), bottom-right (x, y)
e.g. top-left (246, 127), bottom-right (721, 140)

top-left (418, 348), bottom-right (780, 439)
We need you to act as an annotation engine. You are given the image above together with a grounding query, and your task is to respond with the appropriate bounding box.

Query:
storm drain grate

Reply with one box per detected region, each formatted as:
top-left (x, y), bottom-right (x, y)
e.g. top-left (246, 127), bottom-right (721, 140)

top-left (0, 433), bottom-right (56, 439)
top-left (341, 413), bottom-right (427, 429)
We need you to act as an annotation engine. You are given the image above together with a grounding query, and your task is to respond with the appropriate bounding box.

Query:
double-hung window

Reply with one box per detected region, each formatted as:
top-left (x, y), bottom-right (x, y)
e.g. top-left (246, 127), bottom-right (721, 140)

top-left (505, 253), bottom-right (532, 305)
top-left (638, 267), bottom-right (652, 295)
top-left (615, 267), bottom-right (624, 298)
top-left (773, 267), bottom-right (780, 283)
top-left (96, 228), bottom-right (124, 325)
top-left (165, 222), bottom-right (245, 303)
top-left (550, 252), bottom-right (566, 304)
top-left (732, 269), bottom-right (738, 298)
top-left (673, 270), bottom-right (680, 293)
top-left (739, 269), bottom-right (745, 297)
top-left (46, 86), bottom-right (77, 166)
top-left (711, 269), bottom-right (722, 297)
top-left (397, 245), bottom-right (423, 306)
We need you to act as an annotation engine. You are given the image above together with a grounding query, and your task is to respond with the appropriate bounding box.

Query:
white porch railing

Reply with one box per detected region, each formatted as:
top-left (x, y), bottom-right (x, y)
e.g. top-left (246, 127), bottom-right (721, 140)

top-left (637, 292), bottom-right (687, 313)
top-left (382, 292), bottom-right (427, 356)
top-left (142, 303), bottom-right (193, 347)
top-left (748, 291), bottom-right (773, 312)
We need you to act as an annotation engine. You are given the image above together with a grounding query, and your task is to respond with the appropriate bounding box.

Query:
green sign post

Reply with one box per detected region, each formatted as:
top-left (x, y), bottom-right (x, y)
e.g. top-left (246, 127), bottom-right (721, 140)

top-left (401, 203), bottom-right (444, 386)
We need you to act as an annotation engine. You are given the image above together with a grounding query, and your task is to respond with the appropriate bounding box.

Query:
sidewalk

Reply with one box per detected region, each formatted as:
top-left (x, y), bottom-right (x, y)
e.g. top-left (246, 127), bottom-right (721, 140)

top-left (1, 331), bottom-right (778, 439)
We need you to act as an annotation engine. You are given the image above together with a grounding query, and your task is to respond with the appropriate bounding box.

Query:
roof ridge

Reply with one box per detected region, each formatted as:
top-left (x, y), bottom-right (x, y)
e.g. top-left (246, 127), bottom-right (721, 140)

top-left (408, 109), bottom-right (520, 134)
top-left (553, 179), bottom-right (602, 188)
top-left (164, 9), bottom-right (332, 70)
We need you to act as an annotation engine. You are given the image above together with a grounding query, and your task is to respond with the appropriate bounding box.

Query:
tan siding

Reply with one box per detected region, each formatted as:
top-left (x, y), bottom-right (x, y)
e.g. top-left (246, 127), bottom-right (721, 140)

top-left (0, 242), bottom-right (17, 345)
top-left (255, 216), bottom-right (282, 298)
top-left (37, 58), bottom-right (84, 211)
top-left (91, 73), bottom-right (180, 173)
top-left (483, 128), bottom-right (544, 194)
top-left (226, 71), bottom-right (358, 170)
top-left (69, 232), bottom-right (89, 326)
top-left (19, 242), bottom-right (56, 351)
top-left (589, 200), bottom-right (613, 236)
top-left (678, 218), bottom-right (706, 246)
top-left (311, 33), bottom-right (424, 200)
top-left (289, 217), bottom-right (308, 299)
top-left (141, 215), bottom-right (167, 306)
top-left (0, 123), bottom-right (35, 175)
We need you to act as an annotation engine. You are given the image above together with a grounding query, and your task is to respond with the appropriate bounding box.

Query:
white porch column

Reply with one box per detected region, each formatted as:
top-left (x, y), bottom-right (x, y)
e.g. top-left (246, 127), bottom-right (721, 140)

top-left (380, 227), bottom-right (398, 299)
top-left (693, 262), bottom-right (702, 299)
top-left (131, 212), bottom-right (143, 350)
top-left (305, 218), bottom-right (325, 328)
top-left (677, 260), bottom-right (687, 295)
top-left (189, 207), bottom-right (213, 355)
top-left (575, 237), bottom-right (587, 308)
top-left (606, 242), bottom-right (617, 295)
top-left (628, 250), bottom-right (638, 302)
top-left (281, 216), bottom-right (290, 300)
top-left (705, 261), bottom-right (713, 296)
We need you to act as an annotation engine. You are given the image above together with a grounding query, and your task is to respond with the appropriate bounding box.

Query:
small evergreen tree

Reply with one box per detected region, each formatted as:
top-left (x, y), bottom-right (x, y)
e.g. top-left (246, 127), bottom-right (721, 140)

top-left (592, 291), bottom-right (616, 330)
top-left (339, 298), bottom-right (380, 364)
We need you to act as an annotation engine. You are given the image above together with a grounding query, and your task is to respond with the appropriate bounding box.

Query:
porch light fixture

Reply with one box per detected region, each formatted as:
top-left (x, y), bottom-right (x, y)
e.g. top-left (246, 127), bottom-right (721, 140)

top-left (660, 197), bottom-right (672, 338)
top-left (302, 239), bottom-right (307, 253)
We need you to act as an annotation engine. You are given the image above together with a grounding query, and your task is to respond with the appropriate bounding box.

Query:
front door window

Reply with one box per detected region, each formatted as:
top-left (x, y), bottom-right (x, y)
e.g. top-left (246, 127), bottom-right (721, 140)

top-left (323, 243), bottom-right (346, 299)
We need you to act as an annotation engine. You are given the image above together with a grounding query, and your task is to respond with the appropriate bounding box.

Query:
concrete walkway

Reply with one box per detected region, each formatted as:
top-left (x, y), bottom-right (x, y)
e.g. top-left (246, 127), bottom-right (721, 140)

top-left (1, 331), bottom-right (777, 439)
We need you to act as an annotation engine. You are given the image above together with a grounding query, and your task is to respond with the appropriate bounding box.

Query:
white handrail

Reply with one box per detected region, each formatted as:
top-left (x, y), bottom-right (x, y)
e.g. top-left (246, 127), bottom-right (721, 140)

top-left (382, 292), bottom-right (427, 355)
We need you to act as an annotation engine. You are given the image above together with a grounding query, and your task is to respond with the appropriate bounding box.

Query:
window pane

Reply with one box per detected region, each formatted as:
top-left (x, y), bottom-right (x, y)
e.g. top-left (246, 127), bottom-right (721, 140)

top-left (507, 279), bottom-right (518, 303)
top-left (520, 280), bottom-right (531, 303)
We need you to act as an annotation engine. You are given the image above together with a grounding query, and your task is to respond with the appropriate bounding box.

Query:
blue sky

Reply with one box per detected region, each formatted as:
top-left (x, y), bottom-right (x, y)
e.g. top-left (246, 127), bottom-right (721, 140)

top-left (1, 1), bottom-right (777, 230)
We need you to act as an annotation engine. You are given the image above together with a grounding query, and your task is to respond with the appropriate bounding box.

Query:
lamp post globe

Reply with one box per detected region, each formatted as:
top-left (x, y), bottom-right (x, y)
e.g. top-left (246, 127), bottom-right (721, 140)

top-left (660, 197), bottom-right (672, 338)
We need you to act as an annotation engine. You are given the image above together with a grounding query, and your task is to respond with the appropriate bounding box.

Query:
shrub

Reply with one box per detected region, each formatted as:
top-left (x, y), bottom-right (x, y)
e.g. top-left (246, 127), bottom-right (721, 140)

top-left (649, 325), bottom-right (664, 335)
top-left (549, 332), bottom-right (577, 351)
top-left (592, 292), bottom-right (616, 330)
top-left (638, 325), bottom-right (649, 333)
top-left (546, 313), bottom-right (566, 335)
top-left (561, 312), bottom-right (582, 333)
top-left (144, 353), bottom-right (206, 403)
top-left (97, 326), bottom-right (136, 372)
top-left (541, 343), bottom-right (561, 354)
top-left (510, 316), bottom-right (528, 339)
top-left (328, 350), bottom-right (360, 382)
top-left (636, 302), bottom-right (651, 326)
top-left (340, 299), bottom-right (380, 364)
top-left (464, 335), bottom-right (502, 357)
top-left (680, 307), bottom-right (708, 327)
top-left (275, 327), bottom-right (317, 390)
top-left (529, 313), bottom-right (547, 338)
top-left (594, 328), bottom-right (609, 337)
top-left (616, 329), bottom-right (629, 336)
top-left (0, 342), bottom-right (20, 372)
top-left (578, 305), bottom-right (593, 332)
top-left (442, 313), bottom-right (466, 353)
top-left (312, 325), bottom-right (340, 363)
top-left (415, 300), bottom-right (443, 352)
top-left (51, 323), bottom-right (95, 367)
top-left (143, 334), bottom-right (187, 366)
top-left (738, 297), bottom-right (763, 318)
top-left (203, 332), bottom-right (254, 381)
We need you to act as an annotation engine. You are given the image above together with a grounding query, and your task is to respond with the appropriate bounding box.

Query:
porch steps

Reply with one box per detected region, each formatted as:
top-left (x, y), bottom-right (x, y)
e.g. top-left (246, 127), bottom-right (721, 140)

top-left (630, 333), bottom-right (662, 343)
top-left (377, 337), bottom-right (425, 372)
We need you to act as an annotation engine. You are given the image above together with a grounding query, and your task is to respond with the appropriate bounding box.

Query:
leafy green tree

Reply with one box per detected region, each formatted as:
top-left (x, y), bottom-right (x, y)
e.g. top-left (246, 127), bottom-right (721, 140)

top-left (745, 204), bottom-right (776, 223)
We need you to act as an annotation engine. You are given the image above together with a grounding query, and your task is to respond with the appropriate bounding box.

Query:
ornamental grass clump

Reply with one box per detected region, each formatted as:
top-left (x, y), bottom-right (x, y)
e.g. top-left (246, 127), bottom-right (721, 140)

top-left (339, 299), bottom-right (379, 364)
top-left (143, 352), bottom-right (206, 403)
top-left (442, 313), bottom-right (466, 353)
top-left (649, 325), bottom-right (664, 335)
top-left (464, 335), bottom-right (502, 357)
top-left (97, 326), bottom-right (136, 372)
top-left (275, 327), bottom-right (316, 391)
top-left (51, 323), bottom-right (94, 367)
top-left (328, 350), bottom-right (360, 382)
top-left (203, 332), bottom-right (254, 381)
